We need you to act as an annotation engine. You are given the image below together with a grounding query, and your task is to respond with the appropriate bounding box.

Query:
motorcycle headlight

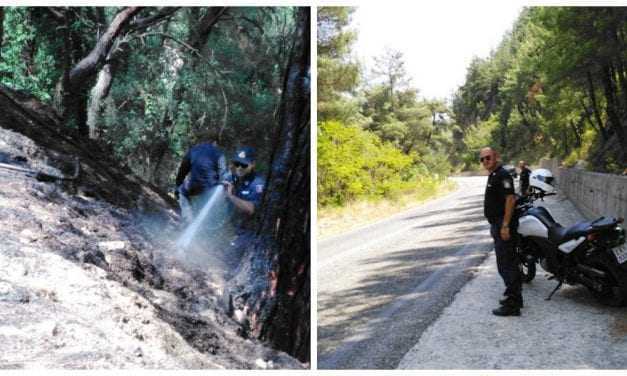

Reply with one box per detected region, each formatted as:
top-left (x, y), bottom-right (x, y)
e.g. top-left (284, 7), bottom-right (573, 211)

top-left (608, 226), bottom-right (626, 248)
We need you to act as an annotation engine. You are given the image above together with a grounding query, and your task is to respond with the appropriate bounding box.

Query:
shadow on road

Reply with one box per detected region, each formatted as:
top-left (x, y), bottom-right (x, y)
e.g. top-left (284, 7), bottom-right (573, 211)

top-left (318, 218), bottom-right (491, 366)
top-left (402, 199), bottom-right (483, 222)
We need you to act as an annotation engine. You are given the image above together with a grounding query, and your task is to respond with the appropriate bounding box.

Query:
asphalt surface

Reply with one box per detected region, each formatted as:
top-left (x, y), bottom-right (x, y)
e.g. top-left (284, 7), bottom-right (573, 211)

top-left (398, 193), bottom-right (627, 369)
top-left (317, 176), bottom-right (494, 369)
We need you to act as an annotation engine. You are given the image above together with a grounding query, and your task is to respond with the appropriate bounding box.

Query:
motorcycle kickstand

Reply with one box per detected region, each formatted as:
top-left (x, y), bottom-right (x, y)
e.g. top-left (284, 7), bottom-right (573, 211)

top-left (546, 280), bottom-right (563, 301)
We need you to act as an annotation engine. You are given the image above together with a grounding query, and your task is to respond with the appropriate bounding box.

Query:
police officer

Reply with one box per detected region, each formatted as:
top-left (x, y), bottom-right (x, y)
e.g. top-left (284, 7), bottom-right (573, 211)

top-left (518, 160), bottom-right (531, 196)
top-left (175, 139), bottom-right (227, 222)
top-left (480, 147), bottom-right (523, 316)
top-left (222, 146), bottom-right (265, 236)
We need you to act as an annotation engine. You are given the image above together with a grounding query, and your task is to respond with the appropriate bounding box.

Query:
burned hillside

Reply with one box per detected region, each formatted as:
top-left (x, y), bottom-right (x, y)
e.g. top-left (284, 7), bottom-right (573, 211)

top-left (0, 77), bottom-right (306, 368)
top-left (0, 6), bottom-right (310, 367)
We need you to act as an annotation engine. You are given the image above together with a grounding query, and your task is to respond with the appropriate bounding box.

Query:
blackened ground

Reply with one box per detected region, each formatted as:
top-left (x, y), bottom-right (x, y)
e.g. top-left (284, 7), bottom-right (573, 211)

top-left (0, 86), bottom-right (303, 369)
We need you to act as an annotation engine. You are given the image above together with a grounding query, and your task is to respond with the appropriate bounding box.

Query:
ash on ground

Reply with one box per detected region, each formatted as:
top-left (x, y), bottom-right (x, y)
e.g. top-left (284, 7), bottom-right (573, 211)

top-left (0, 123), bottom-right (303, 369)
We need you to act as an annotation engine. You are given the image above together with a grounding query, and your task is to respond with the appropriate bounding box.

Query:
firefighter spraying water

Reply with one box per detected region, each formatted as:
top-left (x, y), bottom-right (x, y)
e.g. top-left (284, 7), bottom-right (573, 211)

top-left (174, 143), bottom-right (265, 264)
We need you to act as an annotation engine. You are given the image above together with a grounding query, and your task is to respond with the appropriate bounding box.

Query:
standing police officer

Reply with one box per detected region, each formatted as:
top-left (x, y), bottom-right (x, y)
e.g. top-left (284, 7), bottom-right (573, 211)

top-left (518, 160), bottom-right (531, 196)
top-left (480, 147), bottom-right (523, 316)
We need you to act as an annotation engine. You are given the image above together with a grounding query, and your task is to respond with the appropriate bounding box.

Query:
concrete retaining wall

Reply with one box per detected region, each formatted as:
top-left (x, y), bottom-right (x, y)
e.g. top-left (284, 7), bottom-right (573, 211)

top-left (539, 158), bottom-right (627, 221)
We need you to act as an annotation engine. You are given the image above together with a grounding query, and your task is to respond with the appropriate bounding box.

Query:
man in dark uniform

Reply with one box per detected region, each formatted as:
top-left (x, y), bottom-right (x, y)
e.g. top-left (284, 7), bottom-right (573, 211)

top-left (175, 139), bottom-right (227, 223)
top-left (222, 146), bottom-right (265, 243)
top-left (480, 147), bottom-right (522, 316)
top-left (518, 160), bottom-right (531, 196)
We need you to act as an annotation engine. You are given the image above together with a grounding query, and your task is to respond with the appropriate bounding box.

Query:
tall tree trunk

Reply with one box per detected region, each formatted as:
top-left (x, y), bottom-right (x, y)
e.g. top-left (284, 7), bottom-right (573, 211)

top-left (165, 7), bottom-right (228, 133)
top-left (601, 63), bottom-right (627, 163)
top-left (585, 70), bottom-right (609, 140)
top-left (63, 7), bottom-right (142, 138)
top-left (499, 102), bottom-right (511, 151)
top-left (87, 63), bottom-right (114, 139)
top-left (569, 119), bottom-right (582, 148)
top-left (257, 7), bottom-right (310, 362)
top-left (69, 7), bottom-right (142, 85)
top-left (226, 7), bottom-right (310, 363)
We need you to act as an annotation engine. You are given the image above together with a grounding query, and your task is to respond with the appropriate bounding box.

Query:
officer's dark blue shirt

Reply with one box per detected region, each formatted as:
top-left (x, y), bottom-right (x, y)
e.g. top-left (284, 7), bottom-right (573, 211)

top-left (232, 171), bottom-right (265, 230)
top-left (484, 165), bottom-right (515, 223)
top-left (176, 143), bottom-right (226, 197)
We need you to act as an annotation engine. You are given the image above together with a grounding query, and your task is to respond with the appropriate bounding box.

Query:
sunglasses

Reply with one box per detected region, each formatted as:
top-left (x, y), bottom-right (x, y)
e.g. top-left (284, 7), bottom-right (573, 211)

top-left (233, 162), bottom-right (249, 169)
top-left (479, 155), bottom-right (492, 163)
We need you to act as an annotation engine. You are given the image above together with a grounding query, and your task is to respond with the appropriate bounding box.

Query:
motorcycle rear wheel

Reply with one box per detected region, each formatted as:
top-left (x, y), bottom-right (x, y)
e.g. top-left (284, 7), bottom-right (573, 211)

top-left (586, 251), bottom-right (627, 307)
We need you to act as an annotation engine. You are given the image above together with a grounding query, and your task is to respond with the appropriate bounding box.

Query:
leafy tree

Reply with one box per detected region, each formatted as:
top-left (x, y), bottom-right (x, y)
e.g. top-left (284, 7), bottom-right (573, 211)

top-left (317, 7), bottom-right (361, 123)
top-left (453, 7), bottom-right (626, 172)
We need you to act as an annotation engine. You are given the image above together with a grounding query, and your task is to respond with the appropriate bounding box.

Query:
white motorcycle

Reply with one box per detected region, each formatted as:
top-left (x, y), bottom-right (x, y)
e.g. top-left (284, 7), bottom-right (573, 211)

top-left (514, 169), bottom-right (627, 306)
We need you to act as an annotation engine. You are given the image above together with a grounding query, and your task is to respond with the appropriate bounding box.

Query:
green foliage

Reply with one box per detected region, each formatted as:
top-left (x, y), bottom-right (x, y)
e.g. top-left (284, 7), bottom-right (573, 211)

top-left (317, 7), bottom-right (361, 123)
top-left (317, 8), bottom-right (454, 207)
top-left (457, 115), bottom-right (499, 170)
top-left (318, 121), bottom-right (417, 206)
top-left (0, 8), bottom-right (60, 101)
top-left (453, 7), bottom-right (627, 173)
top-left (2, 6), bottom-right (298, 189)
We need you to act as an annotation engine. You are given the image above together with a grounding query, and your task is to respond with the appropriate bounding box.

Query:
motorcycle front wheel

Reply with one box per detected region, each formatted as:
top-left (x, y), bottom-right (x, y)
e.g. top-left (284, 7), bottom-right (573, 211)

top-left (586, 251), bottom-right (627, 307)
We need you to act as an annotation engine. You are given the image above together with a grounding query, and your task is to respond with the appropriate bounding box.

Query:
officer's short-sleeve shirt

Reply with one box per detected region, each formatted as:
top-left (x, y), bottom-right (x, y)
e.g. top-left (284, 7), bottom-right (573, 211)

top-left (233, 172), bottom-right (266, 230)
top-left (234, 173), bottom-right (265, 208)
top-left (484, 165), bottom-right (515, 222)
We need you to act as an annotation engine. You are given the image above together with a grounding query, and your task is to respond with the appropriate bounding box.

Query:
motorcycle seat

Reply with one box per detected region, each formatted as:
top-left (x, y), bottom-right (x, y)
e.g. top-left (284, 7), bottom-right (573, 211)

top-left (548, 219), bottom-right (600, 245)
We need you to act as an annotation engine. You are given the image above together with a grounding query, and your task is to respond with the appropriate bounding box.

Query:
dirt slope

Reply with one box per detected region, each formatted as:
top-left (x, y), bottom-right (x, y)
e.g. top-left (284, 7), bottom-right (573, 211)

top-left (0, 86), bottom-right (302, 369)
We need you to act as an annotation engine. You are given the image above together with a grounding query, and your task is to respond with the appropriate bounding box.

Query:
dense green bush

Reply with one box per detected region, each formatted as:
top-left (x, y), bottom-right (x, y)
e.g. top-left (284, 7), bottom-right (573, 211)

top-left (318, 121), bottom-right (447, 206)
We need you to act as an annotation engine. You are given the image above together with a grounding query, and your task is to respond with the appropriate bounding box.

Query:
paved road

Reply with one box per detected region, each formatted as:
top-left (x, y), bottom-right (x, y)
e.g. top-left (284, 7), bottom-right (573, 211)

top-left (318, 176), bottom-right (494, 369)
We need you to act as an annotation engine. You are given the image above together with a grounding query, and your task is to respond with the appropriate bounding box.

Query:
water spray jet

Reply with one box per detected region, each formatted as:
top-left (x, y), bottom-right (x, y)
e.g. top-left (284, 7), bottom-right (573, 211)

top-left (176, 185), bottom-right (226, 251)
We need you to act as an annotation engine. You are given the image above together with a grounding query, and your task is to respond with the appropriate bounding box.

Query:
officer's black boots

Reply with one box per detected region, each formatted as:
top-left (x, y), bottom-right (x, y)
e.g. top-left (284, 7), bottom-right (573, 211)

top-left (492, 304), bottom-right (521, 316)
top-left (493, 296), bottom-right (523, 316)
top-left (499, 296), bottom-right (524, 308)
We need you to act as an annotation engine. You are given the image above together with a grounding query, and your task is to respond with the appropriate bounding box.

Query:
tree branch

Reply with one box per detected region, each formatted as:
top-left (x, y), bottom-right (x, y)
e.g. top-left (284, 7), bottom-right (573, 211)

top-left (127, 7), bottom-right (181, 34)
top-left (44, 7), bottom-right (66, 21)
top-left (239, 15), bottom-right (265, 35)
top-left (132, 31), bottom-right (201, 57)
top-left (190, 7), bottom-right (228, 49)
top-left (69, 6), bottom-right (143, 86)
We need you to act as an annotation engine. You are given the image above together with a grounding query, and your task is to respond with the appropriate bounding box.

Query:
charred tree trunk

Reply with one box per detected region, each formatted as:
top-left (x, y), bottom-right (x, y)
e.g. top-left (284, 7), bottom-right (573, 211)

top-left (225, 7), bottom-right (310, 363)
top-left (256, 7), bottom-right (310, 362)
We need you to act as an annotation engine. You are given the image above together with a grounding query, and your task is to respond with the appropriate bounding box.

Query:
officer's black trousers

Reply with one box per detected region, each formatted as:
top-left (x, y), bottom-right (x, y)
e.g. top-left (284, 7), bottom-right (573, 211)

top-left (489, 219), bottom-right (522, 304)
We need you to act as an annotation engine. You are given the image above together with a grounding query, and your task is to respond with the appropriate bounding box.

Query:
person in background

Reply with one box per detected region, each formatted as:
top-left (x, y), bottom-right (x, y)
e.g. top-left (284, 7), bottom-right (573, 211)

top-left (518, 160), bottom-right (531, 196)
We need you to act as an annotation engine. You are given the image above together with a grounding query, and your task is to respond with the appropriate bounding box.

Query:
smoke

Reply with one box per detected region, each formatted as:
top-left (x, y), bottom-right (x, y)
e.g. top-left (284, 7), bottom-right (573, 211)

top-left (137, 185), bottom-right (238, 292)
